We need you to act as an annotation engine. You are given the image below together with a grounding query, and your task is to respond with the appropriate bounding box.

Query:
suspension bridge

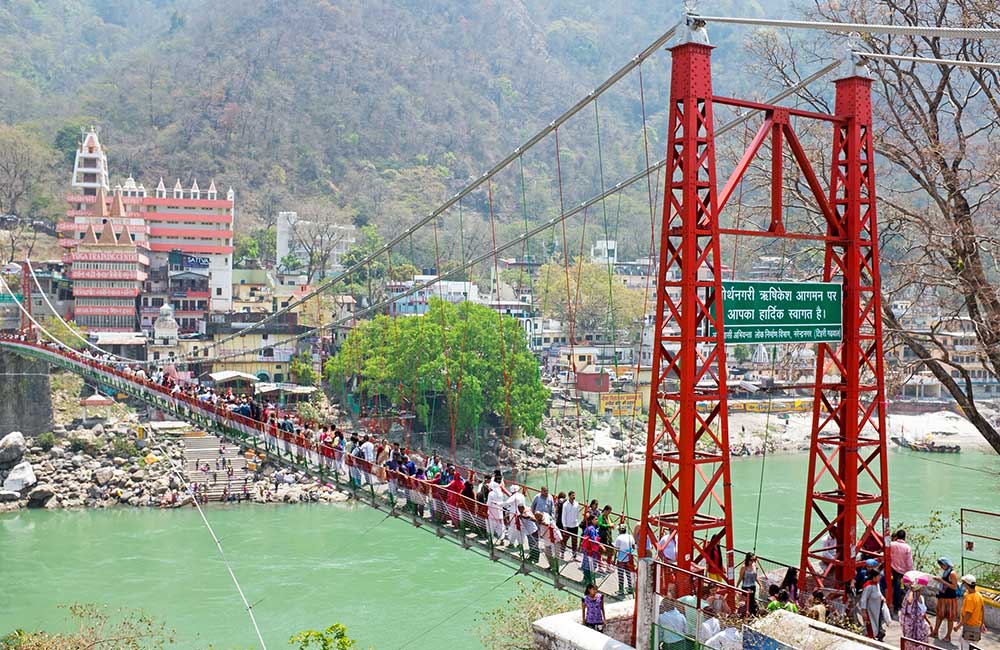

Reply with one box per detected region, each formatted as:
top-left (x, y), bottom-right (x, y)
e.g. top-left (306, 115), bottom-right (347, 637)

top-left (3, 12), bottom-right (1000, 648)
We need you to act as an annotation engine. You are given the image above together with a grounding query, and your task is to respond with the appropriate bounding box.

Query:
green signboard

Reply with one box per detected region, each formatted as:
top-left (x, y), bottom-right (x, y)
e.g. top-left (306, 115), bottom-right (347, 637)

top-left (0, 293), bottom-right (22, 304)
top-left (714, 280), bottom-right (842, 344)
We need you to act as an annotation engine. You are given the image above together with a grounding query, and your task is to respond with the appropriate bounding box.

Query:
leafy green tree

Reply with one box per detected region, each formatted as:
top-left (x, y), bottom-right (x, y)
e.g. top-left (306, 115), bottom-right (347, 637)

top-left (234, 234), bottom-right (260, 266)
top-left (290, 351), bottom-right (318, 386)
top-left (535, 260), bottom-right (646, 339)
top-left (53, 125), bottom-right (82, 167)
top-left (339, 225), bottom-right (387, 307)
top-left (325, 299), bottom-right (549, 437)
top-left (39, 316), bottom-right (88, 351)
top-left (289, 623), bottom-right (356, 650)
top-left (280, 253), bottom-right (304, 274)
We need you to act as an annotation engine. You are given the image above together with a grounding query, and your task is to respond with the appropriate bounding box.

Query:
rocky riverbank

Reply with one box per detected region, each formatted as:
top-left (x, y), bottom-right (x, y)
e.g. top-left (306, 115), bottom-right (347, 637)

top-left (0, 424), bottom-right (350, 512)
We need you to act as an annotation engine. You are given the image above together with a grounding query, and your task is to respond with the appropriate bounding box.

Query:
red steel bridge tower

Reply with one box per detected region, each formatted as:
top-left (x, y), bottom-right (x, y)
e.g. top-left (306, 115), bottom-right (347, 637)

top-left (637, 34), bottom-right (735, 579)
top-left (637, 25), bottom-right (890, 595)
top-left (800, 73), bottom-right (890, 592)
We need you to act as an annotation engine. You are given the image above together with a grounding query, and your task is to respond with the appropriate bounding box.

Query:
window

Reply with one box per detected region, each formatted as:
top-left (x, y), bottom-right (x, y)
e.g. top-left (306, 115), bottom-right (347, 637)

top-left (274, 373), bottom-right (284, 383)
top-left (215, 287), bottom-right (222, 296)
top-left (263, 347), bottom-right (274, 358)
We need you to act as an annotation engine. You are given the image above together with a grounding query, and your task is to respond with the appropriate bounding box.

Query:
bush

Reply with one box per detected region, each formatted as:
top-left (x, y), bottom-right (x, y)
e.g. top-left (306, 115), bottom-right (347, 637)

top-left (68, 437), bottom-right (97, 455)
top-left (111, 437), bottom-right (139, 458)
top-left (36, 431), bottom-right (57, 451)
top-left (297, 400), bottom-right (321, 424)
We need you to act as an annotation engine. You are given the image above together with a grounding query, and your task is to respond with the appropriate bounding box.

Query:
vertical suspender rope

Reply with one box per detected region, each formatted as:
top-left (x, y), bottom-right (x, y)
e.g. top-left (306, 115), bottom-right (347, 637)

top-left (385, 246), bottom-right (408, 435)
top-left (430, 217), bottom-right (458, 461)
top-left (516, 154), bottom-right (548, 487)
top-left (485, 178), bottom-right (516, 479)
top-left (620, 63), bottom-right (662, 518)
top-left (407, 234), bottom-right (423, 450)
top-left (448, 205), bottom-right (475, 465)
top-left (553, 128), bottom-right (589, 497)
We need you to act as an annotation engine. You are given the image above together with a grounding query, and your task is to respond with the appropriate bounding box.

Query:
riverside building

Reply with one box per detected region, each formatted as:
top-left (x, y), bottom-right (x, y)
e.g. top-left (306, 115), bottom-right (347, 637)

top-left (59, 127), bottom-right (235, 333)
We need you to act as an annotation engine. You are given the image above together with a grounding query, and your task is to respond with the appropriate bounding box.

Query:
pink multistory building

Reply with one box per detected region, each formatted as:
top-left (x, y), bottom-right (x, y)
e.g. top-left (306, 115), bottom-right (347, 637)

top-left (59, 128), bottom-right (235, 333)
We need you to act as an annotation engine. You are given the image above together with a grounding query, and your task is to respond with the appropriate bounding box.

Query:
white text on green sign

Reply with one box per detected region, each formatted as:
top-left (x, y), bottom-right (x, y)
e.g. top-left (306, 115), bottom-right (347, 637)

top-left (716, 281), bottom-right (842, 344)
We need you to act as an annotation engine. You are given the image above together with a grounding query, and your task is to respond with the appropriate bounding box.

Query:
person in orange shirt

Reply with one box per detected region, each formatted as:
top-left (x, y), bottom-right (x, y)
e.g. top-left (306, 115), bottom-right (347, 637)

top-left (954, 574), bottom-right (987, 650)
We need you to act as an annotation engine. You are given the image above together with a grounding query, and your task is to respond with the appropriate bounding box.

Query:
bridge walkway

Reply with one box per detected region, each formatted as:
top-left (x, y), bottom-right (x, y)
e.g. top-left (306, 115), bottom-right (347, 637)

top-left (0, 338), bottom-right (638, 602)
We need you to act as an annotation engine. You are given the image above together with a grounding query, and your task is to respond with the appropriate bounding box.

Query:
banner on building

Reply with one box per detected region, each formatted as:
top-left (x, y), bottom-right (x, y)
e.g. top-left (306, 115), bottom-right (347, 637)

top-left (69, 269), bottom-right (143, 281)
top-left (74, 305), bottom-right (136, 316)
top-left (599, 392), bottom-right (642, 417)
top-left (168, 250), bottom-right (210, 268)
top-left (711, 280), bottom-right (843, 344)
top-left (73, 287), bottom-right (140, 298)
top-left (71, 252), bottom-right (141, 262)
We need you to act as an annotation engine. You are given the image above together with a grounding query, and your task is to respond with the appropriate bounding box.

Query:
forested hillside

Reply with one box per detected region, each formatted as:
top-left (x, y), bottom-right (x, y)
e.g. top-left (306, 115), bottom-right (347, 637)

top-left (0, 0), bottom-right (784, 264)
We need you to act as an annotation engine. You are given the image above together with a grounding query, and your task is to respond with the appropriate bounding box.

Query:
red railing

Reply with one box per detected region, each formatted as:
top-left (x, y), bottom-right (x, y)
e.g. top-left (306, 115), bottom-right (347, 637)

top-left (0, 335), bottom-right (759, 606)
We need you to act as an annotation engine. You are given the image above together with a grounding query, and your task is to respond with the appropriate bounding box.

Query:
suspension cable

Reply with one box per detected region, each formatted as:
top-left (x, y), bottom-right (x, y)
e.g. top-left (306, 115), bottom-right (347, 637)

top-left (178, 60), bottom-right (845, 368)
top-left (692, 14), bottom-right (1000, 38)
top-left (24, 259), bottom-right (153, 365)
top-left (170, 22), bottom-right (682, 365)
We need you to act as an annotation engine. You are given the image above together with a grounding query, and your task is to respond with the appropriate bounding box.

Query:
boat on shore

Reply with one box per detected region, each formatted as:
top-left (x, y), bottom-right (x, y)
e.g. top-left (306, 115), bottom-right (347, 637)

top-left (891, 435), bottom-right (961, 453)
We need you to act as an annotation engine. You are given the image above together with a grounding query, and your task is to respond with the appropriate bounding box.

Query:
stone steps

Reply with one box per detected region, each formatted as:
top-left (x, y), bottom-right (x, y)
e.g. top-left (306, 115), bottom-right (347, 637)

top-left (180, 433), bottom-right (256, 501)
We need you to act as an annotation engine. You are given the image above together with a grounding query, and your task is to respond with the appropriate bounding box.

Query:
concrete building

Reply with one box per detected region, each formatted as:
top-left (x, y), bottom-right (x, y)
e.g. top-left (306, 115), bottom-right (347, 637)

top-left (68, 202), bottom-right (149, 332)
top-left (60, 128), bottom-right (235, 333)
top-left (388, 275), bottom-right (479, 316)
top-left (276, 210), bottom-right (356, 278)
top-left (591, 239), bottom-right (617, 265)
top-left (203, 312), bottom-right (312, 383)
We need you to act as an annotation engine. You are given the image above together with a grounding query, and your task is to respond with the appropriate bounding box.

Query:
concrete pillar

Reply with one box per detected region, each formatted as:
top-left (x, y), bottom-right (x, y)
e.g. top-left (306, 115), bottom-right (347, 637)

top-left (0, 350), bottom-right (51, 434)
top-left (634, 557), bottom-right (659, 649)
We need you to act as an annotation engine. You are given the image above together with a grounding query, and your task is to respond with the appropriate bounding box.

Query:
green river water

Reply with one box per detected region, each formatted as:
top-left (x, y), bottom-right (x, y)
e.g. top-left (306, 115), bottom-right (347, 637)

top-left (1, 450), bottom-right (997, 649)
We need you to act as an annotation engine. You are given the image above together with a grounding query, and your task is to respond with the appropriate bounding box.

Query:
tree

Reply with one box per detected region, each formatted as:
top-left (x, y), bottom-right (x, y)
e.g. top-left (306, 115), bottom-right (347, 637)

top-left (732, 345), bottom-right (751, 364)
top-left (534, 260), bottom-right (645, 340)
top-left (289, 623), bottom-right (357, 650)
top-left (290, 351), bottom-right (318, 386)
top-left (339, 225), bottom-right (387, 308)
top-left (325, 299), bottom-right (550, 438)
top-left (284, 199), bottom-right (355, 284)
top-left (234, 233), bottom-right (260, 267)
top-left (0, 126), bottom-right (57, 263)
top-left (748, 0), bottom-right (1000, 452)
top-left (0, 603), bottom-right (175, 649)
top-left (477, 581), bottom-right (576, 650)
top-left (39, 316), bottom-right (88, 351)
top-left (280, 253), bottom-right (304, 274)
top-left (52, 125), bottom-right (82, 167)
top-left (0, 126), bottom-right (55, 219)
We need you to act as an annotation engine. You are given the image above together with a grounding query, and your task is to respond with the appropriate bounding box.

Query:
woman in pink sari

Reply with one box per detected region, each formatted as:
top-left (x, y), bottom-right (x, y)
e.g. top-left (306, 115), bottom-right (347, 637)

top-left (900, 577), bottom-right (931, 649)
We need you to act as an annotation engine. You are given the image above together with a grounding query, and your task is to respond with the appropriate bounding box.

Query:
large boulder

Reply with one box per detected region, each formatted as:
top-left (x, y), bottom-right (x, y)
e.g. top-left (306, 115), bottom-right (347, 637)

top-left (2, 461), bottom-right (36, 492)
top-left (0, 432), bottom-right (27, 466)
top-left (0, 490), bottom-right (20, 502)
top-left (27, 483), bottom-right (55, 505)
top-left (93, 467), bottom-right (114, 486)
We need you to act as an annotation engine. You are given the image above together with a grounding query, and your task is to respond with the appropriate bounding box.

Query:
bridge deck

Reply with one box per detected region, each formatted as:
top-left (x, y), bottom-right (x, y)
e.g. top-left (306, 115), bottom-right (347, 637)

top-left (1, 339), bottom-right (637, 602)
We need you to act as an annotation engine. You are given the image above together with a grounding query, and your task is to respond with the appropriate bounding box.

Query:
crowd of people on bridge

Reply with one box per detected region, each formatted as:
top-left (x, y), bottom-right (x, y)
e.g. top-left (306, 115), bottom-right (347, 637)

top-left (5, 334), bottom-right (991, 647)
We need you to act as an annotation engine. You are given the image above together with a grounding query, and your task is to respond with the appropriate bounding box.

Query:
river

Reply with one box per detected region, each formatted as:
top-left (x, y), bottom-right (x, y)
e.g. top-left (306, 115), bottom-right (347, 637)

top-left (1, 450), bottom-right (997, 649)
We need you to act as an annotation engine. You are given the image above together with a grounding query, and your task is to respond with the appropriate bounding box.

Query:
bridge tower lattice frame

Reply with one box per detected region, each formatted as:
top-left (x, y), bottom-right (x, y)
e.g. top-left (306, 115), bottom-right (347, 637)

top-left (636, 39), bottom-right (891, 602)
